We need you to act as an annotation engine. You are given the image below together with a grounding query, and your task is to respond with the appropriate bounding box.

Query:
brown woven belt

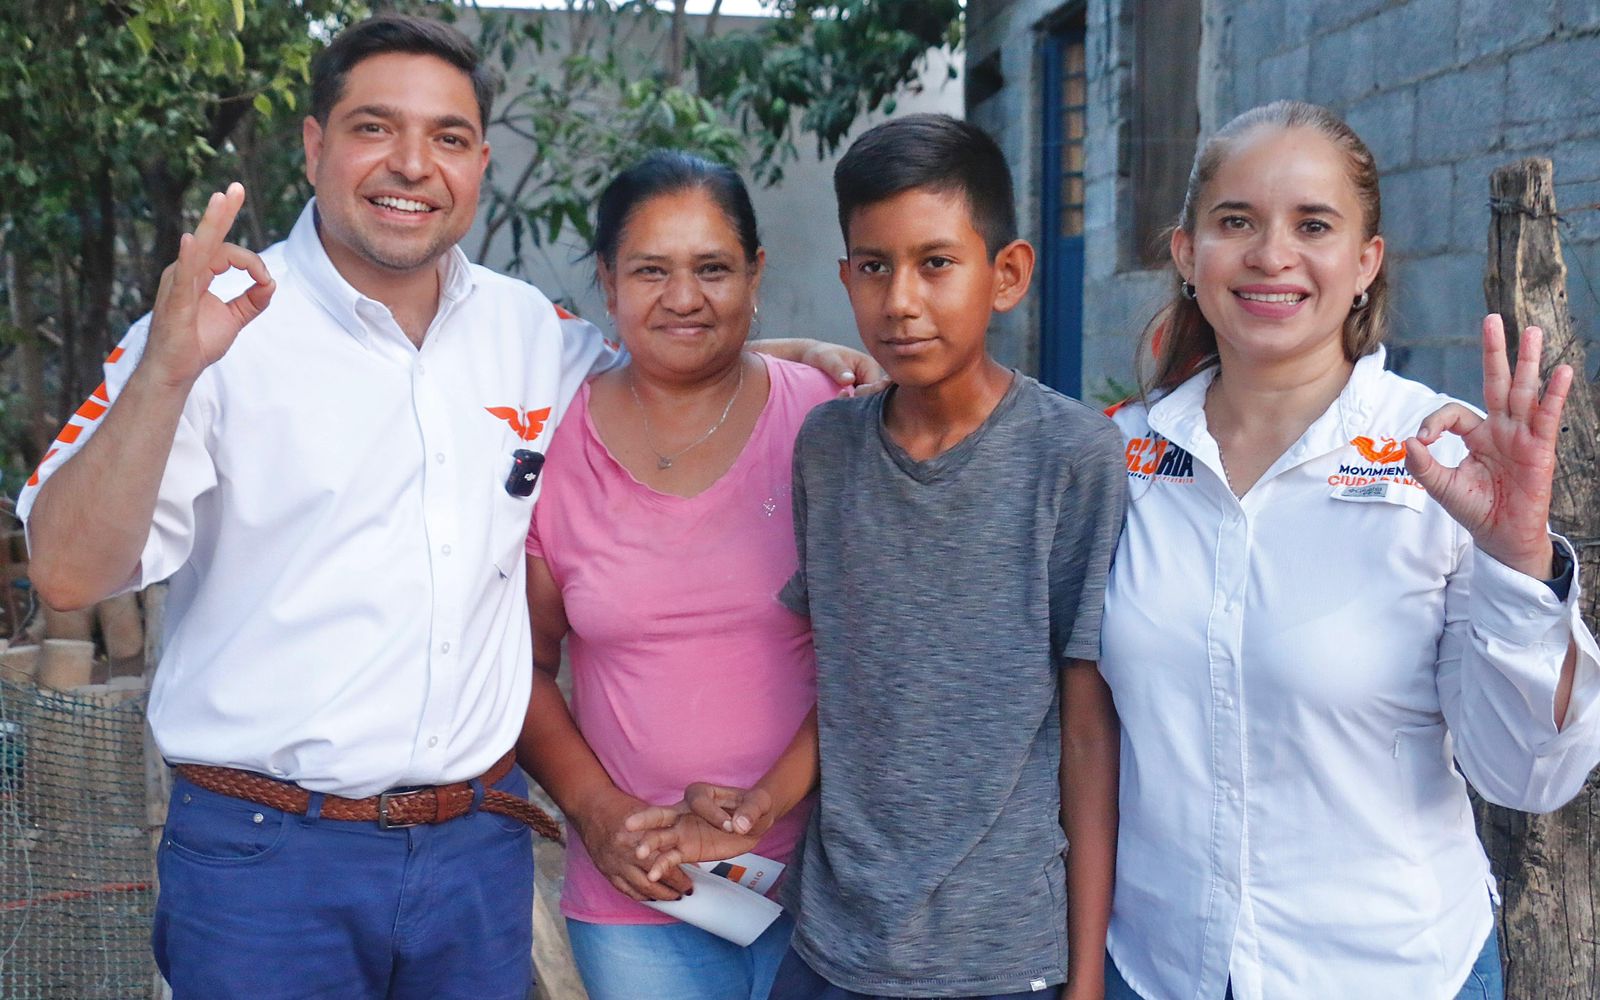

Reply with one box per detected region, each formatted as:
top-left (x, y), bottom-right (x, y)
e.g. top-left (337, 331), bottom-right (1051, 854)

top-left (173, 750), bottom-right (563, 843)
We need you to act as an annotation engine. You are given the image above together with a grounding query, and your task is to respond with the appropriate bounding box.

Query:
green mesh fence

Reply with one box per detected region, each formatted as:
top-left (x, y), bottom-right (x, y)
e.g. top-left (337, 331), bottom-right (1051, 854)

top-left (0, 679), bottom-right (157, 998)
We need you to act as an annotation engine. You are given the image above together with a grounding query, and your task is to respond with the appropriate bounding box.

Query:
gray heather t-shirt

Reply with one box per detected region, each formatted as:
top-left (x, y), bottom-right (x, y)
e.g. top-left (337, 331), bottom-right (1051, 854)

top-left (778, 373), bottom-right (1128, 996)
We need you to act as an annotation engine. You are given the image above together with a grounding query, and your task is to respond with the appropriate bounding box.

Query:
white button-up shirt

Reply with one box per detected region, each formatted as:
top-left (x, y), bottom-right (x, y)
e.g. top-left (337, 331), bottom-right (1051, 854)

top-left (18, 201), bottom-right (618, 797)
top-left (1100, 349), bottom-right (1600, 1000)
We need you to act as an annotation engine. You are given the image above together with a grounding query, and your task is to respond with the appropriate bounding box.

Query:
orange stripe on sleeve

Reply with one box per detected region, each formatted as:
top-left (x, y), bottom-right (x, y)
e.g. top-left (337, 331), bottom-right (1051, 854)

top-left (26, 449), bottom-right (59, 488)
top-left (106, 347), bottom-right (125, 364)
top-left (554, 305), bottom-right (578, 321)
top-left (35, 380), bottom-right (114, 459)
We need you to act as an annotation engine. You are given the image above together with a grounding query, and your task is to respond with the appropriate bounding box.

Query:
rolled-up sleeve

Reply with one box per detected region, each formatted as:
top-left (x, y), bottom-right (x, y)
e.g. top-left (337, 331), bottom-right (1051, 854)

top-left (1439, 531), bottom-right (1600, 812)
top-left (17, 316), bottom-right (218, 595)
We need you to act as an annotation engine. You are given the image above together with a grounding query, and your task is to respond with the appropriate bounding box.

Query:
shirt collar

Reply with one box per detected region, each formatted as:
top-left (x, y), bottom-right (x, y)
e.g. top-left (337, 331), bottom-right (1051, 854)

top-left (1147, 346), bottom-right (1389, 459)
top-left (283, 198), bottom-right (477, 346)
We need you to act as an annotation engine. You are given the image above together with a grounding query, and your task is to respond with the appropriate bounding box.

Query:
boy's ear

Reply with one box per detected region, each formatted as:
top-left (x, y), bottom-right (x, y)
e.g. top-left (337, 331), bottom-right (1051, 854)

top-left (991, 240), bottom-right (1036, 314)
top-left (837, 255), bottom-right (849, 288)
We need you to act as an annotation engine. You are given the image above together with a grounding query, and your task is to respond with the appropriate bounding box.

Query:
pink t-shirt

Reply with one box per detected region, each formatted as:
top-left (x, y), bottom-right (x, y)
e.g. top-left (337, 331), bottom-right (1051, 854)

top-left (526, 354), bottom-right (835, 924)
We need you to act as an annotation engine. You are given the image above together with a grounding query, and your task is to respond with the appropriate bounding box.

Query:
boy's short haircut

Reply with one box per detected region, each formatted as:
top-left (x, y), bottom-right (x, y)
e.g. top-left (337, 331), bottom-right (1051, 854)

top-left (311, 14), bottom-right (499, 131)
top-left (832, 113), bottom-right (1018, 257)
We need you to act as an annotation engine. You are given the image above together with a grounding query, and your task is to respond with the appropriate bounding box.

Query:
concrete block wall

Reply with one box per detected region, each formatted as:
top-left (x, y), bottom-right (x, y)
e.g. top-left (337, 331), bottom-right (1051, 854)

top-left (1229, 0), bottom-right (1600, 398)
top-left (969, 0), bottom-right (1600, 402)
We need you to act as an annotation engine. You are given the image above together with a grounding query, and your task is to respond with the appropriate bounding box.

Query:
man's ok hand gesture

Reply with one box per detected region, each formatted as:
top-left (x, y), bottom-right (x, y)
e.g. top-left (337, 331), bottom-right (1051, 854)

top-left (144, 183), bottom-right (275, 388)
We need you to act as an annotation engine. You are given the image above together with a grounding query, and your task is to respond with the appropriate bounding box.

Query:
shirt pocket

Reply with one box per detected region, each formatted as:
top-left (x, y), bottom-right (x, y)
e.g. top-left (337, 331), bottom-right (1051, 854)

top-left (488, 450), bottom-right (541, 580)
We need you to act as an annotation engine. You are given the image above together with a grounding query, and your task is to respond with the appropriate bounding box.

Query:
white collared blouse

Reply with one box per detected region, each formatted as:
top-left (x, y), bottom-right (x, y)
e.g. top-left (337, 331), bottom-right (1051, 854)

top-left (19, 201), bottom-right (619, 797)
top-left (1100, 349), bottom-right (1600, 1000)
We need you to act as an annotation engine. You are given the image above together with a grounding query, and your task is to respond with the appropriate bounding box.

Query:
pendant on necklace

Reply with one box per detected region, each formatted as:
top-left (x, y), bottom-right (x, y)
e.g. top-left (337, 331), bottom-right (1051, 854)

top-left (657, 456), bottom-right (674, 470)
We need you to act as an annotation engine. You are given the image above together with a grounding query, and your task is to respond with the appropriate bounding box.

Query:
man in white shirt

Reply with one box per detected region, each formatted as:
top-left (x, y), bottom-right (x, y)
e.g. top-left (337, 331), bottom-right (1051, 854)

top-left (19, 15), bottom-right (865, 999)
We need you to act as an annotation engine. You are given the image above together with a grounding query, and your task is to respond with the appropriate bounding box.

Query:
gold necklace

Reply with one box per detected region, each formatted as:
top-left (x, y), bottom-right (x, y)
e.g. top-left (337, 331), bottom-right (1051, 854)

top-left (627, 361), bottom-right (746, 470)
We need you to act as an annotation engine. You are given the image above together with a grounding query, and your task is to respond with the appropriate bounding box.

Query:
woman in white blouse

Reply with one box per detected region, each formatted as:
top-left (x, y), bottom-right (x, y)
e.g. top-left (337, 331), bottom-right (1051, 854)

top-left (1099, 100), bottom-right (1600, 1000)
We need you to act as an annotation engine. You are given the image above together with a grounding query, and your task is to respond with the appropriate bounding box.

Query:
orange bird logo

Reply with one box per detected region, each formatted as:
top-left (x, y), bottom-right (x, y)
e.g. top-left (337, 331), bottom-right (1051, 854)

top-left (486, 406), bottom-right (552, 442)
top-left (1351, 435), bottom-right (1406, 464)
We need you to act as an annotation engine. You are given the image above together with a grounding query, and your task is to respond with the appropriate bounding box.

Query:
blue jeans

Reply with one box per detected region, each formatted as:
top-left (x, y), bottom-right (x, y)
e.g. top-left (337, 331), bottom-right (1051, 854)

top-left (1103, 927), bottom-right (1504, 999)
top-left (767, 943), bottom-right (1051, 1000)
top-left (567, 910), bottom-right (794, 1000)
top-left (152, 765), bottom-right (534, 999)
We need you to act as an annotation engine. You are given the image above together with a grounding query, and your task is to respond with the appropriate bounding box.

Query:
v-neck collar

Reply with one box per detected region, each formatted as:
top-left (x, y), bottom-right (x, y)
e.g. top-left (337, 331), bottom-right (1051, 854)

top-left (875, 371), bottom-right (1026, 484)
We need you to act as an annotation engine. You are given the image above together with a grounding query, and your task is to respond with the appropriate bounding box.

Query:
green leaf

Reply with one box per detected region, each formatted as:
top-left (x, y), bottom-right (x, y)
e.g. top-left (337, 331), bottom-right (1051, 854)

top-left (253, 93), bottom-right (272, 117)
top-left (128, 17), bottom-right (154, 54)
top-left (233, 0), bottom-right (246, 31)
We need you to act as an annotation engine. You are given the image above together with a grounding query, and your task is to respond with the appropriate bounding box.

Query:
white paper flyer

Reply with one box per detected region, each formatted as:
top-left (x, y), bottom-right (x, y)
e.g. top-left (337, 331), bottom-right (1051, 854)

top-left (642, 852), bottom-right (787, 946)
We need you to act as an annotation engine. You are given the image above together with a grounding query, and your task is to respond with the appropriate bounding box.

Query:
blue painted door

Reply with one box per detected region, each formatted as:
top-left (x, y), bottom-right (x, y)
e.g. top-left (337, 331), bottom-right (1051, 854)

top-left (1039, 21), bottom-right (1087, 398)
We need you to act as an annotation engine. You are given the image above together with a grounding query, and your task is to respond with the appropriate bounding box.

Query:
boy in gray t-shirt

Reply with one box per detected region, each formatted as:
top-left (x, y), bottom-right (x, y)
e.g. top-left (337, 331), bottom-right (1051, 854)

top-left (627, 115), bottom-right (1125, 999)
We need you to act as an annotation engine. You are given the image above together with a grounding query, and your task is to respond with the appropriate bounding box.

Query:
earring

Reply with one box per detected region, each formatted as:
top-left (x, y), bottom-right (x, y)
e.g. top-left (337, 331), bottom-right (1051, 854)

top-left (1181, 281), bottom-right (1197, 301)
top-left (1352, 290), bottom-right (1370, 310)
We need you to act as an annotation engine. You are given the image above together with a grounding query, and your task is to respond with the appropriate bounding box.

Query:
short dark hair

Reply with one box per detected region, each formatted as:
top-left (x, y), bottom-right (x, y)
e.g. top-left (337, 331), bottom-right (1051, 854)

top-left (310, 15), bottom-right (498, 131)
top-left (833, 114), bottom-right (1017, 256)
top-left (591, 150), bottom-right (762, 270)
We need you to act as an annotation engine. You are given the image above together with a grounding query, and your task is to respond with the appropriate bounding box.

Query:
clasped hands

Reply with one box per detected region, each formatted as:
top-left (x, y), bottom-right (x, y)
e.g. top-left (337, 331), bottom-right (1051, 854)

top-left (582, 782), bottom-right (774, 902)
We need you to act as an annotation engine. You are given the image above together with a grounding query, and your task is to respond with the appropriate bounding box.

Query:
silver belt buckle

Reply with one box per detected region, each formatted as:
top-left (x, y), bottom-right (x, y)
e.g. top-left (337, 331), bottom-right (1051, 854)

top-left (377, 790), bottom-right (422, 829)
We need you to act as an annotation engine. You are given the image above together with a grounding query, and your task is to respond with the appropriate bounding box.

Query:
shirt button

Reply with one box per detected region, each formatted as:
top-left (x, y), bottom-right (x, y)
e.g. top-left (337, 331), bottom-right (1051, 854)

top-left (252, 813), bottom-right (264, 824)
top-left (417, 363), bottom-right (427, 375)
top-left (428, 736), bottom-right (439, 748)
top-left (435, 452), bottom-right (446, 464)
top-left (441, 544), bottom-right (452, 556)
top-left (1222, 694), bottom-right (1236, 709)
top-left (440, 641), bottom-right (451, 654)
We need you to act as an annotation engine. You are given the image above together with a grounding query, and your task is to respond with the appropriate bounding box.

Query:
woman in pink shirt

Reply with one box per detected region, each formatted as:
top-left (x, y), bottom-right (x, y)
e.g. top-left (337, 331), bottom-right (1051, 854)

top-left (516, 151), bottom-right (840, 1000)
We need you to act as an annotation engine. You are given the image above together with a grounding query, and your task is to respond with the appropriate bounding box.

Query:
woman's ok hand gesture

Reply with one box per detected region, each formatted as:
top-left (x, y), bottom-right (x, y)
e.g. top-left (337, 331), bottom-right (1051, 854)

top-left (1405, 314), bottom-right (1574, 579)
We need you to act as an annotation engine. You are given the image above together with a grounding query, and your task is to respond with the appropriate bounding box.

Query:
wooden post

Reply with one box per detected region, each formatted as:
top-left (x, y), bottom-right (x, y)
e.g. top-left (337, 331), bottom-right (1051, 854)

top-left (1480, 157), bottom-right (1600, 1000)
top-left (141, 583), bottom-right (171, 1000)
